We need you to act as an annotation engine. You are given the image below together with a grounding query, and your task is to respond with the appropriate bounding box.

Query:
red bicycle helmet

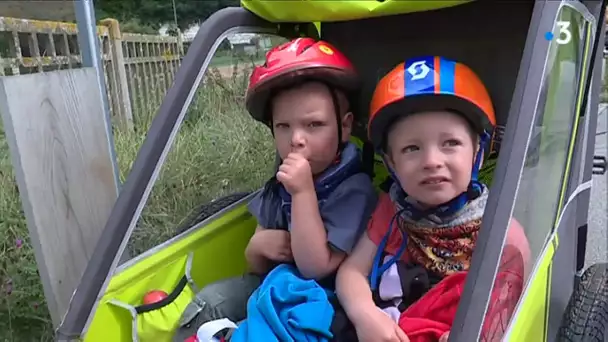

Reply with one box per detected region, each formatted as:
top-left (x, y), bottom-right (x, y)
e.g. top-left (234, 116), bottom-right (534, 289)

top-left (245, 37), bottom-right (359, 124)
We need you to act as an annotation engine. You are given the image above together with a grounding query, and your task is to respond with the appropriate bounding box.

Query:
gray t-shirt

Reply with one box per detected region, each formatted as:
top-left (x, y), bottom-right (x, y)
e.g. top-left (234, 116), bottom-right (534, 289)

top-left (247, 172), bottom-right (378, 254)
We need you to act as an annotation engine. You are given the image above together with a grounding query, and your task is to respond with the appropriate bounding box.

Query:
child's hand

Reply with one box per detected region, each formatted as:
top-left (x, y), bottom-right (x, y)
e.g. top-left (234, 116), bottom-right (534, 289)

top-left (255, 229), bottom-right (293, 262)
top-left (276, 153), bottom-right (314, 195)
top-left (354, 308), bottom-right (409, 342)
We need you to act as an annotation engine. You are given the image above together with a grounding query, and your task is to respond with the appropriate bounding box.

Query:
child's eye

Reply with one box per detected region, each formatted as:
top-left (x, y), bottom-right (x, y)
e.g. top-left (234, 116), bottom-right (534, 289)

top-left (444, 139), bottom-right (461, 147)
top-left (402, 145), bottom-right (418, 153)
top-left (274, 123), bottom-right (288, 129)
top-left (308, 121), bottom-right (324, 128)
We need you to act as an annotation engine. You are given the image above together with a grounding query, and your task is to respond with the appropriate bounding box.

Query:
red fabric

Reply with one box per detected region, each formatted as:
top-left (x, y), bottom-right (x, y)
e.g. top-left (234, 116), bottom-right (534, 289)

top-left (398, 272), bottom-right (467, 342)
top-left (366, 193), bottom-right (411, 262)
top-left (397, 244), bottom-right (526, 342)
top-left (479, 244), bottom-right (525, 341)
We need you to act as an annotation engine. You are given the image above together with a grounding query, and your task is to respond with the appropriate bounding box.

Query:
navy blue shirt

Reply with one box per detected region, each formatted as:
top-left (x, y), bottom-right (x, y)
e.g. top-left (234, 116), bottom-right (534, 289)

top-left (247, 172), bottom-right (378, 255)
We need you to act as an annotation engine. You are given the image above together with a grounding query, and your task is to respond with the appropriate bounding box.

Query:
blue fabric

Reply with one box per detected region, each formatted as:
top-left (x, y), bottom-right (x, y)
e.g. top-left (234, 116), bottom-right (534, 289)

top-left (230, 264), bottom-right (335, 342)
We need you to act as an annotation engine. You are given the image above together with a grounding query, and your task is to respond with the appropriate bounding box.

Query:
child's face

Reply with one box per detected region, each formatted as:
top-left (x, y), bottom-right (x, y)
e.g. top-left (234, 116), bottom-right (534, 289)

top-left (386, 110), bottom-right (477, 208)
top-left (271, 82), bottom-right (353, 175)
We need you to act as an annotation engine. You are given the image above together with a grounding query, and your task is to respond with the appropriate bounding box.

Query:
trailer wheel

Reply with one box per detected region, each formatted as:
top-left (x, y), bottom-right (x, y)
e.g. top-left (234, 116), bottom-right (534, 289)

top-left (557, 262), bottom-right (608, 342)
top-left (175, 191), bottom-right (251, 234)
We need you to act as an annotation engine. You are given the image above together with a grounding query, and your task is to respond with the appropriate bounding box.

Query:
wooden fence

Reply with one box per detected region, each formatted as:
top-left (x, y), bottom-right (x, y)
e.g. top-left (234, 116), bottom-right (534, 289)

top-left (0, 16), bottom-right (185, 131)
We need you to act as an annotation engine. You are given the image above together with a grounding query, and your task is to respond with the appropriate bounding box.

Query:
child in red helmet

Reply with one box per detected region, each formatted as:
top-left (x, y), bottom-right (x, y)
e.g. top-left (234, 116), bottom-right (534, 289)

top-left (333, 57), bottom-right (531, 342)
top-left (174, 38), bottom-right (378, 341)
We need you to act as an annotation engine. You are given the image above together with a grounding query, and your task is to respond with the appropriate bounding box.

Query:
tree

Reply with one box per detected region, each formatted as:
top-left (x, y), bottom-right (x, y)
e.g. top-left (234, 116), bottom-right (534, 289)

top-left (95, 0), bottom-right (239, 32)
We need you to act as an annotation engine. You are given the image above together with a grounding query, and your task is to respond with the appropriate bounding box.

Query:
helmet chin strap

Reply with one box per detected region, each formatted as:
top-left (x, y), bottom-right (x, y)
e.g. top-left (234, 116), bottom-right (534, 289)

top-left (383, 132), bottom-right (491, 221)
top-left (328, 85), bottom-right (345, 156)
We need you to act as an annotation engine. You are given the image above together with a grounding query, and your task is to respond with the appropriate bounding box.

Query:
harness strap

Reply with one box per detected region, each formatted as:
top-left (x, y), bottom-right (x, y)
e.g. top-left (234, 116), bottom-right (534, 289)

top-left (370, 209), bottom-right (408, 290)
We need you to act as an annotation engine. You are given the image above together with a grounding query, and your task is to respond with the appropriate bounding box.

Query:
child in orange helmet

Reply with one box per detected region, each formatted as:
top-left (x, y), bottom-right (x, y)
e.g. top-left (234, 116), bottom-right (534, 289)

top-left (333, 57), bottom-right (531, 342)
top-left (174, 38), bottom-right (378, 341)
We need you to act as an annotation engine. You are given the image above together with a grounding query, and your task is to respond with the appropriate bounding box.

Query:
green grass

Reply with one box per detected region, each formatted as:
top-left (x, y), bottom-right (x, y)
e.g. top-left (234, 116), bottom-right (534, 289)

top-left (0, 64), bottom-right (275, 341)
top-left (208, 50), bottom-right (265, 68)
top-left (0, 127), bottom-right (54, 340)
top-left (121, 67), bottom-right (276, 256)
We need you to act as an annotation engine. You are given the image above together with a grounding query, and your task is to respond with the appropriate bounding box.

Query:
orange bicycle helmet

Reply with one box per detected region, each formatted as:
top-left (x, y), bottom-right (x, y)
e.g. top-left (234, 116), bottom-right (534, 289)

top-left (245, 37), bottom-right (359, 124)
top-left (368, 56), bottom-right (496, 150)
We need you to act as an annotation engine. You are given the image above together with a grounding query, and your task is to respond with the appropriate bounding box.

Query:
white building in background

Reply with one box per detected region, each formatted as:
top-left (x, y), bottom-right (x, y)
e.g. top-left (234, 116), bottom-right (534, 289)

top-left (181, 25), bottom-right (199, 41)
top-left (225, 33), bottom-right (272, 56)
top-left (158, 23), bottom-right (198, 40)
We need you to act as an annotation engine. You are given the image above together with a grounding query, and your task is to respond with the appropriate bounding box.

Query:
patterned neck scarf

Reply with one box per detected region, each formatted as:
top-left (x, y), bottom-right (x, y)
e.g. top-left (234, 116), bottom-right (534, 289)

top-left (388, 182), bottom-right (488, 277)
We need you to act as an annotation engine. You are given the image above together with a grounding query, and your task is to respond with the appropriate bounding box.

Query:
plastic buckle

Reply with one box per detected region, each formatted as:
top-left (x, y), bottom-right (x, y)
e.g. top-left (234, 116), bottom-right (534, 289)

top-left (592, 155), bottom-right (607, 175)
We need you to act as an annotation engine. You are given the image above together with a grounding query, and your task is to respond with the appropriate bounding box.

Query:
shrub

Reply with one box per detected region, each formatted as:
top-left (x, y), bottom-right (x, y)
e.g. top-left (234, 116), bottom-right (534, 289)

top-left (0, 63), bottom-right (274, 341)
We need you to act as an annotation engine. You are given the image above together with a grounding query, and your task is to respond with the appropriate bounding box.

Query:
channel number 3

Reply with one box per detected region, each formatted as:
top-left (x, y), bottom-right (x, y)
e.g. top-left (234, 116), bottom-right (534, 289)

top-left (555, 21), bottom-right (572, 45)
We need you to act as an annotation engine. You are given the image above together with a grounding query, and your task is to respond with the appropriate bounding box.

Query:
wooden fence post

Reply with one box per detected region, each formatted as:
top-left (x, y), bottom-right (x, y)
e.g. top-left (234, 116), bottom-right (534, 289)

top-left (0, 68), bottom-right (119, 327)
top-left (100, 18), bottom-right (134, 131)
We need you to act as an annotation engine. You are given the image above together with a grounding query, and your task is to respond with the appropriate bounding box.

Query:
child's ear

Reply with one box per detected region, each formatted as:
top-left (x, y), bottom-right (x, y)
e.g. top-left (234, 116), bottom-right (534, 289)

top-left (341, 112), bottom-right (354, 141)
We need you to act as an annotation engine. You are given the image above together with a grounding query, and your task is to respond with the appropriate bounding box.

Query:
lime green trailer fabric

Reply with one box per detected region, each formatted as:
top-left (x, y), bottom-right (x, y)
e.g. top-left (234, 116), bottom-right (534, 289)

top-left (240, 0), bottom-right (473, 23)
top-left (82, 203), bottom-right (257, 341)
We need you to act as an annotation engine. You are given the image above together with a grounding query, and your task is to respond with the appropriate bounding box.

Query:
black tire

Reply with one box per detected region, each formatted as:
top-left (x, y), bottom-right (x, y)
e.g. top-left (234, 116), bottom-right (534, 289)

top-left (557, 262), bottom-right (608, 342)
top-left (175, 191), bottom-right (251, 234)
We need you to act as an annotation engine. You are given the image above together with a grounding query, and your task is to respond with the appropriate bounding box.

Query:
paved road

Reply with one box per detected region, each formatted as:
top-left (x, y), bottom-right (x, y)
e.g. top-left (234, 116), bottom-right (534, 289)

top-left (584, 104), bottom-right (607, 268)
